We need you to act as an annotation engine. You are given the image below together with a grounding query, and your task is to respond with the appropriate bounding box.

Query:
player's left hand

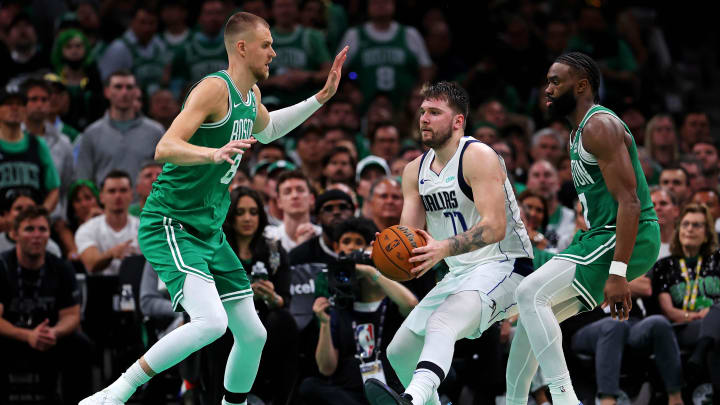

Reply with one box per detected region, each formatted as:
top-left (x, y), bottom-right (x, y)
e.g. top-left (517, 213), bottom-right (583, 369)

top-left (603, 274), bottom-right (632, 321)
top-left (408, 229), bottom-right (448, 278)
top-left (315, 46), bottom-right (348, 104)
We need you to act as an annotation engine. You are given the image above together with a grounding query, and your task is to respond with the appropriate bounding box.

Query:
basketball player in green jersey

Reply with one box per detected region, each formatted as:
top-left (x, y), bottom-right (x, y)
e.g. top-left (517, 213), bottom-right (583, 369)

top-left (81, 12), bottom-right (348, 405)
top-left (504, 52), bottom-right (660, 405)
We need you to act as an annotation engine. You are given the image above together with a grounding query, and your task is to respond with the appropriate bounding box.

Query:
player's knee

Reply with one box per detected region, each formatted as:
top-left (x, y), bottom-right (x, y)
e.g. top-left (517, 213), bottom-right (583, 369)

top-left (515, 278), bottom-right (537, 309)
top-left (201, 310), bottom-right (229, 341)
top-left (386, 337), bottom-right (402, 367)
top-left (236, 321), bottom-right (267, 349)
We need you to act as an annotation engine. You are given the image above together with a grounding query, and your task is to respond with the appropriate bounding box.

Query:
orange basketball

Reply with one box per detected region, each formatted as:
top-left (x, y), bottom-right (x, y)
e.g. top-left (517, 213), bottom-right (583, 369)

top-left (371, 225), bottom-right (427, 281)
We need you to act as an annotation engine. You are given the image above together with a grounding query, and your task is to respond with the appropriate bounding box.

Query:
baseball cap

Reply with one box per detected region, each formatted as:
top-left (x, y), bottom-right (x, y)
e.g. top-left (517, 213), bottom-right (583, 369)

top-left (267, 160), bottom-right (297, 178)
top-left (315, 189), bottom-right (354, 215)
top-left (356, 155), bottom-right (390, 182)
top-left (251, 159), bottom-right (273, 176)
top-left (0, 88), bottom-right (27, 105)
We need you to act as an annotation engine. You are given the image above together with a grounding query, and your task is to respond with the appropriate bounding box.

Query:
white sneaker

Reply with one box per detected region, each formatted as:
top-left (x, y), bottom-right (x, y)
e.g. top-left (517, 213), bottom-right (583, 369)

top-left (78, 390), bottom-right (124, 405)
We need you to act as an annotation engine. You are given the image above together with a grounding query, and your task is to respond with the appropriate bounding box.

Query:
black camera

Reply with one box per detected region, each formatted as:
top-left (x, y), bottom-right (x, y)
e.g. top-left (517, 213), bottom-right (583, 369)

top-left (327, 250), bottom-right (373, 310)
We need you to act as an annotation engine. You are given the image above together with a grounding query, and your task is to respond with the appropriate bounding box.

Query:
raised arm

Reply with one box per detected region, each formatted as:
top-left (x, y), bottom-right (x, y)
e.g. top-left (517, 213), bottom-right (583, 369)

top-left (399, 157), bottom-right (427, 230)
top-left (410, 143), bottom-right (507, 276)
top-left (154, 78), bottom-right (255, 166)
top-left (252, 47), bottom-right (348, 144)
top-left (582, 114), bottom-right (639, 320)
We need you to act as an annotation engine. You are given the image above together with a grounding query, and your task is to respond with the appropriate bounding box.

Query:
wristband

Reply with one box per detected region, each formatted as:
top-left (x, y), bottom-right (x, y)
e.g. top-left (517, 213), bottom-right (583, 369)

top-left (371, 270), bottom-right (381, 282)
top-left (609, 261), bottom-right (627, 278)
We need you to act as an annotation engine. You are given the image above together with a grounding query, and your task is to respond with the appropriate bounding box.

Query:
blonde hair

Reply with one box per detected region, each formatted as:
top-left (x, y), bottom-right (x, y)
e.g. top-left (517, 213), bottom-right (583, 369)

top-left (644, 114), bottom-right (678, 163)
top-left (224, 12), bottom-right (269, 50)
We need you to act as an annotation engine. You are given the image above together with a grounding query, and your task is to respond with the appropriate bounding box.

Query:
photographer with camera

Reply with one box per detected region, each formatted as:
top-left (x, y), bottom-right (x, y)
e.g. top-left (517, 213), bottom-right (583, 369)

top-left (300, 217), bottom-right (418, 405)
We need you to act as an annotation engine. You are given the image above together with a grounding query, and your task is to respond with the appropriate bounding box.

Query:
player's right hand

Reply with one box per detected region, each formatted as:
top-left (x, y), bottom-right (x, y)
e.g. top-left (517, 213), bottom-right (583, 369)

top-left (212, 137), bottom-right (257, 164)
top-left (603, 274), bottom-right (632, 321)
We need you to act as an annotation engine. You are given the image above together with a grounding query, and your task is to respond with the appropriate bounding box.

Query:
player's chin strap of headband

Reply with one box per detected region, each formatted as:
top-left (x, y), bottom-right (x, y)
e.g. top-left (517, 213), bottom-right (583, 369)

top-left (253, 96), bottom-right (323, 144)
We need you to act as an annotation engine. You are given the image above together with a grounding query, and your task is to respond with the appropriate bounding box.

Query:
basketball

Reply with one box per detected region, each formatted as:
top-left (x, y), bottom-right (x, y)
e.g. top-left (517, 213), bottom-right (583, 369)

top-left (371, 225), bottom-right (427, 281)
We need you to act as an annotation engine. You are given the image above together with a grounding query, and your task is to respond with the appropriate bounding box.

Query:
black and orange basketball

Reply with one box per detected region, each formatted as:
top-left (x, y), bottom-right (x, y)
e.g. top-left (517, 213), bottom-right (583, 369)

top-left (371, 225), bottom-right (427, 281)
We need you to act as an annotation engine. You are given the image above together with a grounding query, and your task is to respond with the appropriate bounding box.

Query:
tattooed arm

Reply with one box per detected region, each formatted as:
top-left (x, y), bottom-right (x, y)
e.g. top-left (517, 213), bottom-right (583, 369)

top-left (410, 143), bottom-right (508, 275)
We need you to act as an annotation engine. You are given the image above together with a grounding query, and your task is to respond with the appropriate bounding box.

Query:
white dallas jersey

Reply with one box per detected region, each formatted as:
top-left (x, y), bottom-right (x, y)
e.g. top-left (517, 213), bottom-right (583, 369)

top-left (418, 137), bottom-right (533, 271)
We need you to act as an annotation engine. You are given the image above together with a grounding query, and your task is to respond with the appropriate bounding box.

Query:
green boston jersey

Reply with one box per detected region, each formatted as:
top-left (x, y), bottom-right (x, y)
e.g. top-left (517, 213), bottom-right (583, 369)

top-left (570, 105), bottom-right (657, 230)
top-left (350, 24), bottom-right (418, 111)
top-left (268, 26), bottom-right (331, 106)
top-left (143, 70), bottom-right (256, 236)
top-left (172, 31), bottom-right (228, 88)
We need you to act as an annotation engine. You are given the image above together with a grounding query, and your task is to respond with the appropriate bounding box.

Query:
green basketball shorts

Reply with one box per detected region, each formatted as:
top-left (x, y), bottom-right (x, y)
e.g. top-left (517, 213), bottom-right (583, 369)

top-left (138, 211), bottom-right (252, 311)
top-left (553, 220), bottom-right (660, 309)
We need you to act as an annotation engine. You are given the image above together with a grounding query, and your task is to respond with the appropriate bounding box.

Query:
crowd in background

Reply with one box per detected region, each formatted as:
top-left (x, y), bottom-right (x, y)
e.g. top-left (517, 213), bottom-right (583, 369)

top-left (0, 0), bottom-right (719, 404)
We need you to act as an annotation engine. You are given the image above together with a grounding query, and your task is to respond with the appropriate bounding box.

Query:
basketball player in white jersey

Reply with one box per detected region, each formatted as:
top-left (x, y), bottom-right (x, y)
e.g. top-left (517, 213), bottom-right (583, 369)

top-left (364, 81), bottom-right (534, 405)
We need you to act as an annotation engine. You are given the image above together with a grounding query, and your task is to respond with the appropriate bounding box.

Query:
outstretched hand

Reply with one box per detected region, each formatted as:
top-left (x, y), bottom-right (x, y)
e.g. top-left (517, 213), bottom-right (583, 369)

top-left (316, 46), bottom-right (349, 104)
top-left (212, 137), bottom-right (257, 164)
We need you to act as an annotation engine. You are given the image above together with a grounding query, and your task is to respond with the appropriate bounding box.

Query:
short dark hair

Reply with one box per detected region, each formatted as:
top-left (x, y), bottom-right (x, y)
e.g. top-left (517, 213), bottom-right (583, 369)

top-left (322, 146), bottom-right (355, 168)
top-left (554, 52), bottom-right (602, 103)
top-left (420, 81), bottom-right (470, 128)
top-left (660, 165), bottom-right (690, 186)
top-left (13, 205), bottom-right (50, 231)
top-left (21, 78), bottom-right (51, 98)
top-left (256, 142), bottom-right (286, 158)
top-left (332, 217), bottom-right (378, 244)
top-left (692, 187), bottom-right (720, 201)
top-left (275, 169), bottom-right (312, 194)
top-left (1, 188), bottom-right (39, 214)
top-left (105, 69), bottom-right (135, 87)
top-left (369, 122), bottom-right (399, 144)
top-left (101, 170), bottom-right (133, 190)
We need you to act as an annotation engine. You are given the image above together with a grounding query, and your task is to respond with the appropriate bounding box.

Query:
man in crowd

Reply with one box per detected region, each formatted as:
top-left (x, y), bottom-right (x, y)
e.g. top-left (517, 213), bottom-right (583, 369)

top-left (0, 89), bottom-right (60, 214)
top-left (529, 128), bottom-right (565, 167)
top-left (322, 146), bottom-right (356, 188)
top-left (21, 79), bottom-right (74, 217)
top-left (98, 6), bottom-right (169, 94)
top-left (75, 170), bottom-right (139, 275)
top-left (0, 206), bottom-right (91, 404)
top-left (370, 123), bottom-right (401, 165)
top-left (364, 177), bottom-right (402, 232)
top-left (525, 160), bottom-right (575, 250)
top-left (356, 156), bottom-right (391, 218)
top-left (129, 161), bottom-right (163, 217)
top-left (679, 110), bottom-right (711, 153)
top-left (265, 170), bottom-right (321, 252)
top-left (75, 70), bottom-right (164, 189)
top-left (659, 166), bottom-right (691, 208)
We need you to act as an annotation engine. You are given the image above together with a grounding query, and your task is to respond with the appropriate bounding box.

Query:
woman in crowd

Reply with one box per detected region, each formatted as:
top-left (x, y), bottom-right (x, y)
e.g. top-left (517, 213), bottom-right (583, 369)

top-left (54, 180), bottom-right (102, 260)
top-left (204, 186), bottom-right (299, 405)
top-left (652, 203), bottom-right (720, 401)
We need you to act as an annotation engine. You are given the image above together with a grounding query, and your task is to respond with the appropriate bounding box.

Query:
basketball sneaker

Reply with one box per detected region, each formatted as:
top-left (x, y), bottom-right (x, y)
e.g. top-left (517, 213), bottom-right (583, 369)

top-left (364, 378), bottom-right (413, 405)
top-left (78, 390), bottom-right (124, 404)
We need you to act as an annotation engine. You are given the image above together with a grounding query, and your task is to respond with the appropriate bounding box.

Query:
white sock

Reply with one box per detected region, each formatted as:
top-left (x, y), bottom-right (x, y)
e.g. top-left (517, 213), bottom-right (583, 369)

top-left (106, 361), bottom-right (151, 402)
top-left (405, 369), bottom-right (440, 405)
top-left (547, 374), bottom-right (579, 405)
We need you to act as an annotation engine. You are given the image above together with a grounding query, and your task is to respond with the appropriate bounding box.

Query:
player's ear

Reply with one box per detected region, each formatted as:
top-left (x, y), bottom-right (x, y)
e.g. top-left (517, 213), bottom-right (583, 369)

top-left (576, 78), bottom-right (589, 96)
top-left (236, 39), bottom-right (246, 56)
top-left (455, 113), bottom-right (464, 130)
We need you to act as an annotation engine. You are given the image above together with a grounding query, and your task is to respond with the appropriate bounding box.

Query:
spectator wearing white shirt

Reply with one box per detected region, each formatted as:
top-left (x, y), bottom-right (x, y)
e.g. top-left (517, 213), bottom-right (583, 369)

top-left (75, 170), bottom-right (139, 275)
top-left (265, 170), bottom-right (320, 252)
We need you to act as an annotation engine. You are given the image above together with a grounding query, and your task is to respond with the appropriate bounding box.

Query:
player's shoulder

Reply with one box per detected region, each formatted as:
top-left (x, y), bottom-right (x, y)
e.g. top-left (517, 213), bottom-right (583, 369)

top-left (583, 111), bottom-right (624, 137)
top-left (462, 139), bottom-right (498, 160)
top-left (185, 76), bottom-right (228, 109)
